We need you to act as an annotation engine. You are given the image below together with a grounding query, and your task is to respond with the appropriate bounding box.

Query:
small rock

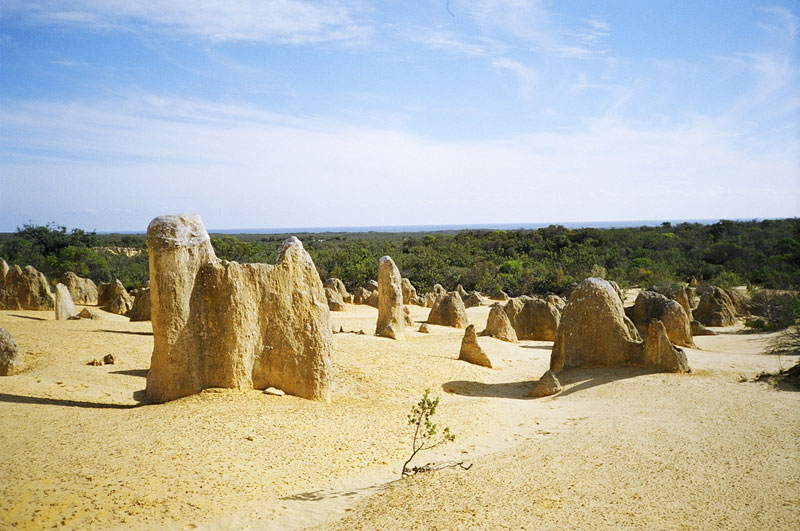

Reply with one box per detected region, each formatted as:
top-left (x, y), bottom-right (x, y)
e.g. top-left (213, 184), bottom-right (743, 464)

top-left (244, 435), bottom-right (254, 441)
top-left (418, 323), bottom-right (431, 333)
top-left (103, 354), bottom-right (115, 365)
top-left (88, 359), bottom-right (103, 366)
top-left (529, 370), bottom-right (562, 398)
top-left (263, 387), bottom-right (285, 396)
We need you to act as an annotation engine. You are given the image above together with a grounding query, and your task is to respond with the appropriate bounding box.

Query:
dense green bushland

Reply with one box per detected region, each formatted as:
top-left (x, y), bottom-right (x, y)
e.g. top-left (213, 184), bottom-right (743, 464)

top-left (1, 219), bottom-right (798, 295)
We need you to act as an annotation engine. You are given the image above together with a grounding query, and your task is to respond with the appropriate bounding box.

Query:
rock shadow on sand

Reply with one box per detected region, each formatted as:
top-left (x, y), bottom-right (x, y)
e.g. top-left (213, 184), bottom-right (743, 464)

top-left (110, 368), bottom-right (149, 378)
top-left (443, 380), bottom-right (532, 399)
top-left (0, 392), bottom-right (141, 409)
top-left (95, 329), bottom-right (153, 336)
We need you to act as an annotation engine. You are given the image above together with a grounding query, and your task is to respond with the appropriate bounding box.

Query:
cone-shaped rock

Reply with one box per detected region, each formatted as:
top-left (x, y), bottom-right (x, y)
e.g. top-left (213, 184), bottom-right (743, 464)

top-left (480, 303), bottom-right (518, 342)
top-left (376, 256), bottom-right (405, 340)
top-left (145, 214), bottom-right (333, 404)
top-left (129, 287), bottom-right (151, 321)
top-left (427, 292), bottom-right (469, 328)
top-left (59, 271), bottom-right (98, 305)
top-left (529, 370), bottom-right (561, 397)
top-left (694, 287), bottom-right (737, 327)
top-left (0, 265), bottom-right (54, 310)
top-left (459, 325), bottom-right (492, 368)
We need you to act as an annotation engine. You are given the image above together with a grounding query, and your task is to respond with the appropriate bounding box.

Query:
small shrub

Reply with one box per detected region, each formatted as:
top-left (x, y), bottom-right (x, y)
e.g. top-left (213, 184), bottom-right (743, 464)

top-left (401, 388), bottom-right (455, 477)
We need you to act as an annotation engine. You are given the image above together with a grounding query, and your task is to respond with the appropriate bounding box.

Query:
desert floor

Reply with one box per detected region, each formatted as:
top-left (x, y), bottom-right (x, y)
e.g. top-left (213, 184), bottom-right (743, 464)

top-left (0, 301), bottom-right (798, 530)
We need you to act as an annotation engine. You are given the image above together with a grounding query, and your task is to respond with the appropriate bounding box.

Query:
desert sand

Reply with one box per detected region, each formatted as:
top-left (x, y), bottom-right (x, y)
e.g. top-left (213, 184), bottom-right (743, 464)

top-left (1, 302), bottom-right (798, 530)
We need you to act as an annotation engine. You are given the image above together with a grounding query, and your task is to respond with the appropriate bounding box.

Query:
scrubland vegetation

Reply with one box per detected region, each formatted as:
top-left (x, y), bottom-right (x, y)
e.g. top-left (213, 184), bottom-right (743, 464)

top-left (1, 219), bottom-right (797, 295)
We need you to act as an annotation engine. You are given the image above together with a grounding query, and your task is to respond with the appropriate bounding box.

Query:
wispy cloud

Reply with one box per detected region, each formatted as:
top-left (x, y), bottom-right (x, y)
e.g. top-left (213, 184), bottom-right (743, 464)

top-left (3, 0), bottom-right (371, 44)
top-left (1, 95), bottom-right (796, 230)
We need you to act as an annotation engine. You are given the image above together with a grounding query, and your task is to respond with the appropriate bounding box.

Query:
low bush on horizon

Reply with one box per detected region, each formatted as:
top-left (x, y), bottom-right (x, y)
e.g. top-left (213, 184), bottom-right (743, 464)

top-left (1, 218), bottom-right (798, 296)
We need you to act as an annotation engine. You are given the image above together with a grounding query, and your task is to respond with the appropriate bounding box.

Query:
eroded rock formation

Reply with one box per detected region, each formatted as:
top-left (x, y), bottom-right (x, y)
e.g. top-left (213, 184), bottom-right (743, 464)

top-left (59, 272), bottom-right (98, 305)
top-left (376, 256), bottom-right (405, 340)
top-left (504, 296), bottom-right (560, 341)
top-left (458, 324), bottom-right (492, 368)
top-left (480, 303), bottom-right (518, 343)
top-left (549, 277), bottom-right (689, 374)
top-left (427, 291), bottom-right (468, 328)
top-left (401, 278), bottom-right (419, 305)
top-left (694, 287), bottom-right (737, 327)
top-left (0, 265), bottom-right (55, 310)
top-left (0, 327), bottom-right (22, 376)
top-left (626, 290), bottom-right (696, 348)
top-left (55, 283), bottom-right (76, 320)
top-left (145, 214), bottom-right (332, 404)
top-left (129, 287), bottom-right (151, 321)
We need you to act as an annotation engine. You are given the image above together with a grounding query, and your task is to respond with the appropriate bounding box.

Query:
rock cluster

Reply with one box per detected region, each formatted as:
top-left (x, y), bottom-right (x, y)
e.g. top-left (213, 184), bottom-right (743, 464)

top-left (626, 290), bottom-right (695, 348)
top-left (98, 280), bottom-right (133, 315)
top-left (549, 278), bottom-right (689, 375)
top-left (145, 214), bottom-right (333, 404)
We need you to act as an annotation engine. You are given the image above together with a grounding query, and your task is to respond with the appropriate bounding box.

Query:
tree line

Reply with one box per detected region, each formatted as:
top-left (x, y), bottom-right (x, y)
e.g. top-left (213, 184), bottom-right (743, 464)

top-left (1, 219), bottom-right (798, 295)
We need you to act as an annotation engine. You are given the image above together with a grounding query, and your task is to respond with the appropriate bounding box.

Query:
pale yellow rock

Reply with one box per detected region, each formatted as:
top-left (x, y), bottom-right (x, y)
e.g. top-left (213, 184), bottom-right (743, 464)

top-left (626, 291), bottom-right (696, 348)
top-left (129, 287), bottom-right (151, 321)
top-left (0, 264), bottom-right (55, 310)
top-left (145, 214), bottom-right (333, 404)
top-left (529, 370), bottom-right (561, 397)
top-left (59, 271), bottom-right (98, 305)
top-left (458, 324), bottom-right (492, 368)
top-left (480, 303), bottom-right (518, 342)
top-left (427, 291), bottom-right (468, 328)
top-left (401, 278), bottom-right (418, 305)
top-left (695, 287), bottom-right (737, 327)
top-left (375, 256), bottom-right (405, 340)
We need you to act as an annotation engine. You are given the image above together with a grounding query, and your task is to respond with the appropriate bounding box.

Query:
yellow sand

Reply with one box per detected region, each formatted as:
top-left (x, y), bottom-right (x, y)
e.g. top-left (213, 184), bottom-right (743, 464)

top-left (0, 303), bottom-right (798, 530)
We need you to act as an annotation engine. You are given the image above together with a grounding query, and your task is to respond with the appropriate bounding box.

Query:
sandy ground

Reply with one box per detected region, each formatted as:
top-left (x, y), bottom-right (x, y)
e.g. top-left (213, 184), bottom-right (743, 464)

top-left (1, 302), bottom-right (798, 530)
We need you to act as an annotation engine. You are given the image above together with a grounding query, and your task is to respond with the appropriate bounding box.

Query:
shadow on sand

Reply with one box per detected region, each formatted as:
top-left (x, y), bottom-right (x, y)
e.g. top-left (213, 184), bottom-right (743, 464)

top-left (0, 392), bottom-right (143, 409)
top-left (95, 329), bottom-right (153, 336)
top-left (443, 367), bottom-right (658, 400)
top-left (110, 369), bottom-right (149, 378)
top-left (9, 314), bottom-right (47, 321)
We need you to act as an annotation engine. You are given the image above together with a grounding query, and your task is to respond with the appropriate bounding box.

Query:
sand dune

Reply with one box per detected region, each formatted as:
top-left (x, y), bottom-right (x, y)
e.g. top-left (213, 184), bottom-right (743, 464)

top-left (1, 304), bottom-right (798, 529)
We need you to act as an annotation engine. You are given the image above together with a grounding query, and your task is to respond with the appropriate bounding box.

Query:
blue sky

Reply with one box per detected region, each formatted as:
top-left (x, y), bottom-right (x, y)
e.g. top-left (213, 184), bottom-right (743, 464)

top-left (1, 1), bottom-right (798, 231)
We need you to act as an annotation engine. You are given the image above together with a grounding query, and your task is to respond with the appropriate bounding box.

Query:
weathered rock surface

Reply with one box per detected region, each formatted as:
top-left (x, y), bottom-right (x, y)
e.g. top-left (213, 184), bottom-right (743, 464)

top-left (59, 272), bottom-right (98, 305)
top-left (98, 280), bottom-right (133, 315)
top-left (128, 287), bottom-right (151, 321)
top-left (403, 306), bottom-right (414, 326)
top-left (351, 287), bottom-right (371, 305)
top-left (0, 259), bottom-right (8, 287)
top-left (401, 278), bottom-right (419, 305)
top-left (529, 370), bottom-right (561, 397)
top-left (427, 292), bottom-right (469, 328)
top-left (480, 303), bottom-right (518, 342)
top-left (550, 278), bottom-right (689, 374)
top-left (545, 294), bottom-right (566, 312)
top-left (324, 287), bottom-right (346, 312)
top-left (626, 290), bottom-right (696, 348)
top-left (608, 280), bottom-right (625, 305)
top-left (458, 325), bottom-right (492, 368)
top-left (55, 283), bottom-right (76, 320)
top-left (418, 323), bottom-right (431, 333)
top-left (694, 287), bottom-right (737, 327)
top-left (489, 289), bottom-right (510, 301)
top-left (145, 214), bottom-right (333, 404)
top-left (463, 291), bottom-right (489, 308)
top-left (691, 320), bottom-right (717, 336)
top-left (0, 327), bottom-right (22, 376)
top-left (675, 287), bottom-right (694, 318)
top-left (323, 278), bottom-right (349, 300)
top-left (0, 264), bottom-right (55, 310)
top-left (456, 284), bottom-right (469, 299)
top-left (376, 256), bottom-right (405, 340)
top-left (504, 296), bottom-right (560, 341)
top-left (364, 280), bottom-right (379, 292)
top-left (364, 290), bottom-right (379, 308)
top-left (78, 307), bottom-right (101, 320)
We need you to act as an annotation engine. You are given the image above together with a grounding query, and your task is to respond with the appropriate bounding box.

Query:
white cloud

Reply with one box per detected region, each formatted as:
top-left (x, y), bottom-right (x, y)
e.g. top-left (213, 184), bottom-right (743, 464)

top-left (1, 96), bottom-right (796, 231)
top-left (4, 0), bottom-right (371, 44)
